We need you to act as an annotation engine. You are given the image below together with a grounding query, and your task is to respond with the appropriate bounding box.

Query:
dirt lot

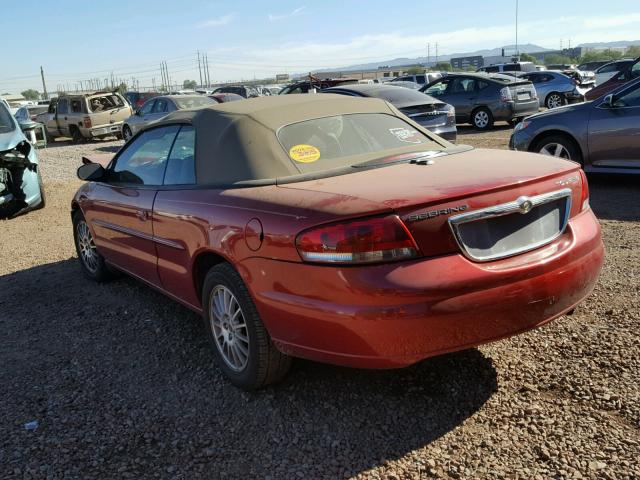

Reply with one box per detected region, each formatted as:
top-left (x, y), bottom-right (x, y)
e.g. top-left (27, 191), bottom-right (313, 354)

top-left (1, 129), bottom-right (639, 479)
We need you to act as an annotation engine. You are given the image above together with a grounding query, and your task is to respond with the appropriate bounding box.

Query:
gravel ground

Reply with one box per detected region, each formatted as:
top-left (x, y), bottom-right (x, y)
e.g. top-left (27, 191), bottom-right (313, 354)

top-left (1, 132), bottom-right (638, 479)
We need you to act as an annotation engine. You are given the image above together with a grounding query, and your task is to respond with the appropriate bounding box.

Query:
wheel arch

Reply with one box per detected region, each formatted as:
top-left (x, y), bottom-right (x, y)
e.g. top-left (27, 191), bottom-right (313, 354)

top-left (529, 129), bottom-right (585, 163)
top-left (192, 250), bottom-right (234, 305)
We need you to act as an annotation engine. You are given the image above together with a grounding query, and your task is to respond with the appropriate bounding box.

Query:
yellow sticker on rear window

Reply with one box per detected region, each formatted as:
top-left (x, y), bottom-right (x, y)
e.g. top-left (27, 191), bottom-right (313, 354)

top-left (289, 144), bottom-right (321, 163)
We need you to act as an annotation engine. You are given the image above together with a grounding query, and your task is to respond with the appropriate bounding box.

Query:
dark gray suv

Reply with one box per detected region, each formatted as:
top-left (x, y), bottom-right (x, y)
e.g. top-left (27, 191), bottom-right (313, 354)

top-left (510, 78), bottom-right (640, 174)
top-left (420, 73), bottom-right (539, 129)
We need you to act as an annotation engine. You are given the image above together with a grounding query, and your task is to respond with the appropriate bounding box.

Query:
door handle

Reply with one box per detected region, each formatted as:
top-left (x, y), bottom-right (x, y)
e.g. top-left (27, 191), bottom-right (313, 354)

top-left (136, 210), bottom-right (149, 221)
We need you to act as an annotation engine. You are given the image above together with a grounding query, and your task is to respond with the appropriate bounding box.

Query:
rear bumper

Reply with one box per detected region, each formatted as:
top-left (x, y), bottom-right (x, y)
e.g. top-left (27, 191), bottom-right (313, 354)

top-left (242, 209), bottom-right (604, 368)
top-left (89, 123), bottom-right (123, 137)
top-left (493, 101), bottom-right (540, 121)
top-left (428, 126), bottom-right (457, 143)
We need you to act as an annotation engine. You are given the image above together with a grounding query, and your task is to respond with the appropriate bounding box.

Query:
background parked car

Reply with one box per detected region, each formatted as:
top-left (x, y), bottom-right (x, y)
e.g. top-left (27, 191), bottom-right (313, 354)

top-left (212, 85), bottom-right (260, 98)
top-left (36, 92), bottom-right (132, 143)
top-left (209, 92), bottom-right (244, 103)
top-left (594, 59), bottom-right (635, 85)
top-left (586, 56), bottom-right (640, 100)
top-left (387, 80), bottom-right (421, 90)
top-left (122, 95), bottom-right (216, 141)
top-left (124, 91), bottom-right (161, 108)
top-left (389, 72), bottom-right (442, 86)
top-left (510, 77), bottom-right (640, 173)
top-left (14, 105), bottom-right (49, 123)
top-left (577, 60), bottom-right (611, 73)
top-left (0, 101), bottom-right (44, 218)
top-left (279, 79), bottom-right (358, 94)
top-left (323, 83), bottom-right (457, 142)
top-left (477, 62), bottom-right (537, 73)
top-left (519, 71), bottom-right (589, 108)
top-left (420, 73), bottom-right (538, 129)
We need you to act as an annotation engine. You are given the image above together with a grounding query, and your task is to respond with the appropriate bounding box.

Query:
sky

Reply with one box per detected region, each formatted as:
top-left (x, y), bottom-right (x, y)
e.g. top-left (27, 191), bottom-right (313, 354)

top-left (1, 0), bottom-right (639, 94)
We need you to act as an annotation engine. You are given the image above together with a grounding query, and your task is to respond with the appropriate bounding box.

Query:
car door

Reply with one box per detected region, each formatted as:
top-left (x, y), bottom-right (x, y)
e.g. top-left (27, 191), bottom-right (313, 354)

top-left (54, 98), bottom-right (70, 136)
top-left (147, 98), bottom-right (170, 123)
top-left (587, 81), bottom-right (640, 169)
top-left (85, 125), bottom-right (181, 286)
top-left (152, 125), bottom-right (202, 307)
top-left (524, 73), bottom-right (548, 106)
top-left (440, 77), bottom-right (477, 122)
top-left (130, 98), bottom-right (156, 134)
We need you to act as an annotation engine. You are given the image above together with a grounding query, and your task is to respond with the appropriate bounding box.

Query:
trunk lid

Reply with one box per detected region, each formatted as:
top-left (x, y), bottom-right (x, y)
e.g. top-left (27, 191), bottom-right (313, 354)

top-left (400, 102), bottom-right (450, 128)
top-left (279, 149), bottom-right (584, 258)
top-left (505, 81), bottom-right (537, 103)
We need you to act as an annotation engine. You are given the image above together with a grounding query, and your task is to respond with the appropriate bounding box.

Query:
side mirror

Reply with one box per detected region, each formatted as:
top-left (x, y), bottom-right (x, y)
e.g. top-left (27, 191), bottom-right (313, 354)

top-left (135, 109), bottom-right (142, 116)
top-left (77, 163), bottom-right (106, 181)
top-left (602, 94), bottom-right (615, 108)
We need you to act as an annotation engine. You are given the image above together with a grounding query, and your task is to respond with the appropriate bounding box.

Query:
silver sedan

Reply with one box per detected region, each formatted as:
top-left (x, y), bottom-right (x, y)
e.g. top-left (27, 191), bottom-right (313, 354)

top-left (519, 71), bottom-right (591, 109)
top-left (122, 95), bottom-right (216, 141)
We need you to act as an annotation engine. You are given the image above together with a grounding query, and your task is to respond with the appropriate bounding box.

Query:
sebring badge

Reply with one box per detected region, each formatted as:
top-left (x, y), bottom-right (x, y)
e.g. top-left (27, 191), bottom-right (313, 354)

top-left (405, 205), bottom-right (469, 223)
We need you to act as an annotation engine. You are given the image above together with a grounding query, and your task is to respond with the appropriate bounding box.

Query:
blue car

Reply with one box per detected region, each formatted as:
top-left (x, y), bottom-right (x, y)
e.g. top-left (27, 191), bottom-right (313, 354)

top-left (0, 101), bottom-right (45, 218)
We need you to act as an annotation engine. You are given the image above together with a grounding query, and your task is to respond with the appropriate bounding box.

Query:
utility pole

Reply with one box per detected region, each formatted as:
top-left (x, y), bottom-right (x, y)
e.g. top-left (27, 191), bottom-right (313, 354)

top-left (40, 66), bottom-right (49, 100)
top-left (515, 0), bottom-right (519, 58)
top-left (435, 43), bottom-right (438, 64)
top-left (197, 51), bottom-right (203, 87)
top-left (205, 54), bottom-right (211, 87)
top-left (426, 43), bottom-right (430, 67)
top-left (164, 61), bottom-right (171, 91)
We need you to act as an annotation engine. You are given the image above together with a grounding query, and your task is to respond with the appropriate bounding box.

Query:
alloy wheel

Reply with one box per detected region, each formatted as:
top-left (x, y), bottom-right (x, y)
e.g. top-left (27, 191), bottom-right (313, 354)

top-left (546, 94), bottom-right (563, 109)
top-left (77, 221), bottom-right (99, 273)
top-left (123, 126), bottom-right (132, 142)
top-left (539, 142), bottom-right (571, 159)
top-left (474, 111), bottom-right (489, 128)
top-left (210, 285), bottom-right (250, 372)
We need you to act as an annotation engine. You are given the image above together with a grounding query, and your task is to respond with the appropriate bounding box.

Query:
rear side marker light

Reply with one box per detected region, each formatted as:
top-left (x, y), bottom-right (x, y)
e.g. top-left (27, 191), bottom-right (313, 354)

top-left (579, 169), bottom-right (590, 211)
top-left (296, 215), bottom-right (420, 264)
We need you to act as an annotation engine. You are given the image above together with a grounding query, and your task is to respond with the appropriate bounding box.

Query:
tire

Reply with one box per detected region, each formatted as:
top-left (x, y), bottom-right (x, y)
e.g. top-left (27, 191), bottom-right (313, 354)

top-left (72, 210), bottom-right (112, 282)
top-left (533, 135), bottom-right (580, 162)
top-left (70, 126), bottom-right (85, 144)
top-left (545, 92), bottom-right (566, 109)
top-left (202, 263), bottom-right (292, 390)
top-left (122, 125), bottom-right (133, 142)
top-left (471, 108), bottom-right (493, 130)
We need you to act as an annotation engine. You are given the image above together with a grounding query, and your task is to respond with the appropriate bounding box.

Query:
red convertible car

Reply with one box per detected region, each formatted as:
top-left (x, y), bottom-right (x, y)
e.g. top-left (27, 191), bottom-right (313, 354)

top-left (73, 95), bottom-right (604, 389)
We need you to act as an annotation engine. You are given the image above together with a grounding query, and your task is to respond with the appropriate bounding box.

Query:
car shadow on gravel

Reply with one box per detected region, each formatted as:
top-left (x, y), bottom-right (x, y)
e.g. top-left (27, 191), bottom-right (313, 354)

top-left (587, 174), bottom-right (640, 222)
top-left (0, 258), bottom-right (498, 478)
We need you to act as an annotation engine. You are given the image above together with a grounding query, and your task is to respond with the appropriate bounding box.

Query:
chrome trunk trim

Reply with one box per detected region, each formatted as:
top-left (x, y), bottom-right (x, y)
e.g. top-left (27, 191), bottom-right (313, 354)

top-left (448, 188), bottom-right (572, 262)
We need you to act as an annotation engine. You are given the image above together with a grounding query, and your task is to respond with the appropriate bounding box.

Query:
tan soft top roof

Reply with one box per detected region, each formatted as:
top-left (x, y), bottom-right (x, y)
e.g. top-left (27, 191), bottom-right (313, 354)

top-left (151, 94), bottom-right (431, 186)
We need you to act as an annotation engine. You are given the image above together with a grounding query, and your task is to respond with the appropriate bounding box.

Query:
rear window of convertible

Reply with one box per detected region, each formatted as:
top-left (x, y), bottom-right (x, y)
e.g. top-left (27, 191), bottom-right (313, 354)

top-left (277, 113), bottom-right (441, 173)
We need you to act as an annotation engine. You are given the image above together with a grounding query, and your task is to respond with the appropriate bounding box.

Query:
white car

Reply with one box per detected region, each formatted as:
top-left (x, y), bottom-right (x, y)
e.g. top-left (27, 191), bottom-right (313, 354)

top-left (390, 72), bottom-right (443, 86)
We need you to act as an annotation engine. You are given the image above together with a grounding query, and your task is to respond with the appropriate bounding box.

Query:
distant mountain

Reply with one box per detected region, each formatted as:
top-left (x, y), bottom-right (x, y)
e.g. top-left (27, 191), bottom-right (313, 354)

top-left (578, 40), bottom-right (640, 49)
top-left (317, 44), bottom-right (550, 73)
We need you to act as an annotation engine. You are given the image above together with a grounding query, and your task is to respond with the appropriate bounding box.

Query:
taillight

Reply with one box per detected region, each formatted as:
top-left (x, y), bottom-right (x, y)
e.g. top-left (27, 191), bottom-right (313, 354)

top-left (579, 169), bottom-right (590, 211)
top-left (296, 215), bottom-right (420, 264)
top-left (83, 116), bottom-right (92, 128)
top-left (499, 87), bottom-right (513, 103)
